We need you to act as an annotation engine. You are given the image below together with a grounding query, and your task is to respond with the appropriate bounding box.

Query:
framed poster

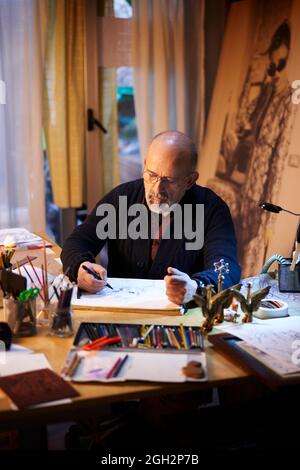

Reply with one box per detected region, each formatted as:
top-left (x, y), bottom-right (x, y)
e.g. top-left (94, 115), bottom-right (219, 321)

top-left (199, 0), bottom-right (300, 277)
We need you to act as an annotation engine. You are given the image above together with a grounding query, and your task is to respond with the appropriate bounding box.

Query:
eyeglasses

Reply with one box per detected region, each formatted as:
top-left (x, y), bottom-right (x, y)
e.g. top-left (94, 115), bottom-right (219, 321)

top-left (143, 168), bottom-right (188, 186)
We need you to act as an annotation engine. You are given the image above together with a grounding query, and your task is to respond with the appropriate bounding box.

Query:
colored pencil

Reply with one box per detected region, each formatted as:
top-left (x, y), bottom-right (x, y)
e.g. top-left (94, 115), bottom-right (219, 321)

top-left (23, 264), bottom-right (45, 302)
top-left (112, 354), bottom-right (129, 378)
top-left (26, 256), bottom-right (42, 288)
top-left (106, 357), bottom-right (122, 379)
top-left (189, 327), bottom-right (195, 348)
top-left (169, 328), bottom-right (181, 349)
top-left (180, 324), bottom-right (188, 349)
top-left (43, 241), bottom-right (49, 302)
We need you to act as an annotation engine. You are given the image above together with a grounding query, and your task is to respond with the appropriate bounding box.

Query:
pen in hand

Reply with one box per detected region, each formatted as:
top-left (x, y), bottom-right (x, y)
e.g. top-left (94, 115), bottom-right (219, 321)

top-left (82, 264), bottom-right (113, 290)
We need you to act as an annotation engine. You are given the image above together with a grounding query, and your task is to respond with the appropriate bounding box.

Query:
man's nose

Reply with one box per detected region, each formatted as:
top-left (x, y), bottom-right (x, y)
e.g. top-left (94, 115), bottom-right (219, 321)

top-left (153, 177), bottom-right (167, 193)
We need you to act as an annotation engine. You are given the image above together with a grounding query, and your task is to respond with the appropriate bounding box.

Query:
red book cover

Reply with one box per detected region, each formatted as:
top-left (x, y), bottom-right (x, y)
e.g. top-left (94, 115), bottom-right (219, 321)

top-left (0, 368), bottom-right (79, 409)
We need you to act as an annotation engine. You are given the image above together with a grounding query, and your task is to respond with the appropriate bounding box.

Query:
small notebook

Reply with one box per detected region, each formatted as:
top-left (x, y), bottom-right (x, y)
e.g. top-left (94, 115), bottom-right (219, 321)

top-left (0, 368), bottom-right (79, 409)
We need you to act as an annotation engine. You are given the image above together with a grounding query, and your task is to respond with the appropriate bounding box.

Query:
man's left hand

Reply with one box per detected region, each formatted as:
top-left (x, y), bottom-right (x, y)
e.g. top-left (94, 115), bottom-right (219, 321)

top-left (164, 267), bottom-right (198, 305)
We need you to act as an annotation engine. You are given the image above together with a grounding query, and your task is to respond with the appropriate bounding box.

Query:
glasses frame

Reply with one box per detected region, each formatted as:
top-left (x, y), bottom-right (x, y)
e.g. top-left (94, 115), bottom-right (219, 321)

top-left (143, 168), bottom-right (191, 186)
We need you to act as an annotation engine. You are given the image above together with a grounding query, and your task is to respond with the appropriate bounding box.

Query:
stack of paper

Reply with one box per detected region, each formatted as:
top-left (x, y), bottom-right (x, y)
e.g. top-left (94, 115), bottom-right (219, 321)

top-left (216, 317), bottom-right (300, 377)
top-left (72, 278), bottom-right (185, 315)
top-left (0, 352), bottom-right (51, 377)
top-left (0, 228), bottom-right (43, 247)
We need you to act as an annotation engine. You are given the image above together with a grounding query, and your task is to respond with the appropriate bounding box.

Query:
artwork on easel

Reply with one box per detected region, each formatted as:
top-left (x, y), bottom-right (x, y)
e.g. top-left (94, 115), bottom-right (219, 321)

top-left (199, 0), bottom-right (300, 277)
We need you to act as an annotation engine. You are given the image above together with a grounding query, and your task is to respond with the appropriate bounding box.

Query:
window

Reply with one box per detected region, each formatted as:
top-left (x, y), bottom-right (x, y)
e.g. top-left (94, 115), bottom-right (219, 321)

top-left (114, 0), bottom-right (142, 182)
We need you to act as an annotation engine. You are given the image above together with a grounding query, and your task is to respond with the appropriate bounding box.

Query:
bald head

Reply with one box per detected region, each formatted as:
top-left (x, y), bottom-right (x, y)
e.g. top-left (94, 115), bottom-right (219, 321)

top-left (144, 130), bottom-right (199, 213)
top-left (147, 131), bottom-right (198, 172)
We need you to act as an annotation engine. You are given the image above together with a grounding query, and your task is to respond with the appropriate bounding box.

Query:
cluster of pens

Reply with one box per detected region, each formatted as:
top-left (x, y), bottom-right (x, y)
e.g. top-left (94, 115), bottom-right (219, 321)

top-left (0, 249), bottom-right (15, 269)
top-left (50, 281), bottom-right (74, 337)
top-left (77, 322), bottom-right (204, 351)
top-left (65, 348), bottom-right (128, 380)
top-left (19, 256), bottom-right (49, 304)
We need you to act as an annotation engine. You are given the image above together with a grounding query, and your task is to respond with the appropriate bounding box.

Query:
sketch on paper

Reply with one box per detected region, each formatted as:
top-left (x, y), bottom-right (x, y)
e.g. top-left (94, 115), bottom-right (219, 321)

top-left (72, 278), bottom-right (181, 312)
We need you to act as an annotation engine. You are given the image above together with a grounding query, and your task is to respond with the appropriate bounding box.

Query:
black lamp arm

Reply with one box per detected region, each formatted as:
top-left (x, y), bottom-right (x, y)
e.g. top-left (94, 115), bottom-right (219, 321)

top-left (259, 202), bottom-right (300, 217)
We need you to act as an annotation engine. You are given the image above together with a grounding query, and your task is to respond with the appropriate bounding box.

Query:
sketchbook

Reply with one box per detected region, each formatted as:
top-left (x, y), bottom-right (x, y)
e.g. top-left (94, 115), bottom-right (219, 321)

top-left (62, 349), bottom-right (207, 384)
top-left (210, 316), bottom-right (300, 386)
top-left (72, 278), bottom-right (186, 315)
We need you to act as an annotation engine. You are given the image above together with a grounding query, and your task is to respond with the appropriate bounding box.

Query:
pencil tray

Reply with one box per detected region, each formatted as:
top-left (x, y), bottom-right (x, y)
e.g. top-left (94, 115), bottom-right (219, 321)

top-left (278, 260), bottom-right (300, 292)
top-left (74, 322), bottom-right (205, 353)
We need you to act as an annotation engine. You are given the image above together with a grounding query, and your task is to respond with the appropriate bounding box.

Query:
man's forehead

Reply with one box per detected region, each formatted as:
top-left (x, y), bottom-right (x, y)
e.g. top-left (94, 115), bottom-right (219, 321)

top-left (147, 138), bottom-right (190, 160)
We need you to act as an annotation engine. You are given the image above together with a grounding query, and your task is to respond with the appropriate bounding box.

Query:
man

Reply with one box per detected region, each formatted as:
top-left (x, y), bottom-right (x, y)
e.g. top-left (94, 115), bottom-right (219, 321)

top-left (61, 131), bottom-right (240, 302)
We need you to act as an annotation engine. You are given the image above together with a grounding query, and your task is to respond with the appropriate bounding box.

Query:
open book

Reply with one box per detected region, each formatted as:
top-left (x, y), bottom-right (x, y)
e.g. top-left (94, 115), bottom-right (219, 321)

top-left (72, 278), bottom-right (186, 315)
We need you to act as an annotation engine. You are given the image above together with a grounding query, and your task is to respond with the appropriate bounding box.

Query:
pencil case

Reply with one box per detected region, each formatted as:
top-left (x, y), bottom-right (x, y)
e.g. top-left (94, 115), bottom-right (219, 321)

top-left (74, 322), bottom-right (204, 352)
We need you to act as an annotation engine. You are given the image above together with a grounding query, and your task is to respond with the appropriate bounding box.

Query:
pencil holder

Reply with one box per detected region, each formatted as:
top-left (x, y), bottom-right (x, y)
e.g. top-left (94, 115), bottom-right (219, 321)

top-left (4, 296), bottom-right (37, 337)
top-left (36, 300), bottom-right (56, 327)
top-left (49, 306), bottom-right (74, 338)
top-left (278, 260), bottom-right (300, 292)
top-left (0, 265), bottom-right (12, 308)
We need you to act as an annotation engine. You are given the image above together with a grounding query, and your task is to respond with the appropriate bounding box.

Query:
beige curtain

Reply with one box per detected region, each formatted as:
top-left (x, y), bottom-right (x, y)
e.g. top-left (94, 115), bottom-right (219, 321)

top-left (43, 0), bottom-right (85, 208)
top-left (0, 0), bottom-right (46, 231)
top-left (132, 0), bottom-right (205, 159)
top-left (98, 0), bottom-right (120, 194)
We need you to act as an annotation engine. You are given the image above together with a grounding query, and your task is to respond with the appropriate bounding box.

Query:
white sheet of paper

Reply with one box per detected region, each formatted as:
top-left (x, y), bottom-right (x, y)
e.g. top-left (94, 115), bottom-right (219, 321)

top-left (13, 265), bottom-right (55, 288)
top-left (0, 353), bottom-right (51, 377)
top-left (216, 316), bottom-right (300, 368)
top-left (238, 341), bottom-right (300, 376)
top-left (9, 344), bottom-right (33, 354)
top-left (67, 350), bottom-right (207, 383)
top-left (72, 277), bottom-right (180, 311)
top-left (124, 351), bottom-right (206, 383)
top-left (0, 228), bottom-right (42, 245)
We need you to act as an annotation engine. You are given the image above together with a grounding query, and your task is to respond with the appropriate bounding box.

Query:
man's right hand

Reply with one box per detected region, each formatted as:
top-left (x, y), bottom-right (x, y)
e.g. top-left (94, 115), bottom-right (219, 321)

top-left (77, 261), bottom-right (107, 293)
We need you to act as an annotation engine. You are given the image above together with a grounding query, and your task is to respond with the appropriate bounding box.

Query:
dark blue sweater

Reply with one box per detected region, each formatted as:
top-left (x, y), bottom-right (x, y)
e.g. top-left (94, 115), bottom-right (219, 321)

top-left (61, 179), bottom-right (241, 289)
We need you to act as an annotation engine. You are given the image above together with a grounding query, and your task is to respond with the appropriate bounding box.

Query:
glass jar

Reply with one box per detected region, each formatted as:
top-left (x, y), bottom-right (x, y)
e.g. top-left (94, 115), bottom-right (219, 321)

top-left (36, 300), bottom-right (56, 327)
top-left (4, 297), bottom-right (37, 337)
top-left (49, 306), bottom-right (74, 338)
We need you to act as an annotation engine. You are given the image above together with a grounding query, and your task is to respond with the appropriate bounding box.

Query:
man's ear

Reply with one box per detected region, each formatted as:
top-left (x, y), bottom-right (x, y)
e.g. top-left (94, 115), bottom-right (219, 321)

top-left (186, 171), bottom-right (199, 189)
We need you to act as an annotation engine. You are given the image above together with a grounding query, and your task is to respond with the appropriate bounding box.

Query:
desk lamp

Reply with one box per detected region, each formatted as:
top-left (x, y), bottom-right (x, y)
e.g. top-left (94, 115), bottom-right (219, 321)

top-left (260, 201), bottom-right (300, 292)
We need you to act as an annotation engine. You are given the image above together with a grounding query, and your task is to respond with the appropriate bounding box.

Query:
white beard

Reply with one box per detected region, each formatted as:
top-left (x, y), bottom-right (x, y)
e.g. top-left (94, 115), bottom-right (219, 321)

top-left (148, 202), bottom-right (172, 217)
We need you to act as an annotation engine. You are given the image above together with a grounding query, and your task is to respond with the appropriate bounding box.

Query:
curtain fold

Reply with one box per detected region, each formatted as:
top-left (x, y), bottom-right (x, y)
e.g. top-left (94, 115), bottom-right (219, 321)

top-left (0, 0), bottom-right (46, 230)
top-left (43, 0), bottom-right (85, 208)
top-left (98, 0), bottom-right (120, 195)
top-left (132, 0), bottom-right (205, 160)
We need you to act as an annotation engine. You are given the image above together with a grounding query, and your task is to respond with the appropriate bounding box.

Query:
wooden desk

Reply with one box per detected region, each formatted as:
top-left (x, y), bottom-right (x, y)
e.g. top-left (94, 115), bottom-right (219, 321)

top-left (0, 233), bottom-right (253, 431)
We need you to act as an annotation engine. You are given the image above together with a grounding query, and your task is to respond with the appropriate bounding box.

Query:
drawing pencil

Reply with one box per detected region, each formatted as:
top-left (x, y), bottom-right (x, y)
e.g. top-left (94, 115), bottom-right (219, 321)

top-left (112, 354), bottom-right (129, 378)
top-left (180, 323), bottom-right (188, 349)
top-left (106, 357), bottom-right (122, 379)
top-left (81, 264), bottom-right (113, 289)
